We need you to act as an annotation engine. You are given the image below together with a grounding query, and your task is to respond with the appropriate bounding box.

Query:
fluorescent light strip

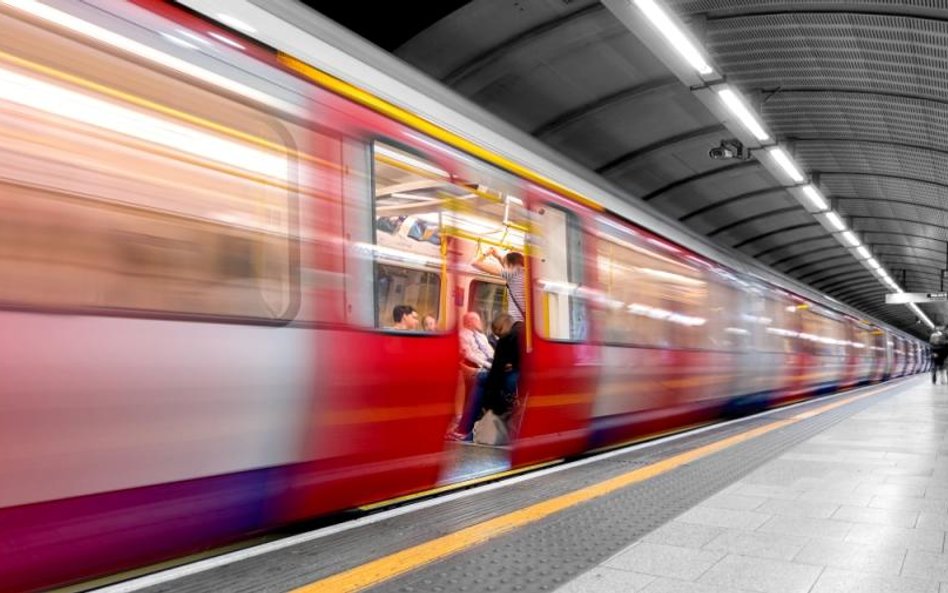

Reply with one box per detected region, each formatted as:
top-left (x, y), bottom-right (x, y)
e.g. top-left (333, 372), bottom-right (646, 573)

top-left (824, 211), bottom-right (846, 232)
top-left (0, 67), bottom-right (287, 179)
top-left (717, 87), bottom-right (770, 141)
top-left (769, 147), bottom-right (804, 183)
top-left (840, 230), bottom-right (860, 247)
top-left (909, 303), bottom-right (935, 328)
top-left (2, 0), bottom-right (301, 116)
top-left (634, 0), bottom-right (714, 76)
top-left (866, 258), bottom-right (882, 270)
top-left (801, 184), bottom-right (828, 210)
top-left (855, 245), bottom-right (871, 259)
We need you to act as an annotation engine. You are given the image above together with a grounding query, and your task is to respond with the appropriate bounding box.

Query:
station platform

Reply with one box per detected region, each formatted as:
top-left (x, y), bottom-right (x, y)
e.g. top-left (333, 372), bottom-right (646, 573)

top-left (94, 376), bottom-right (948, 593)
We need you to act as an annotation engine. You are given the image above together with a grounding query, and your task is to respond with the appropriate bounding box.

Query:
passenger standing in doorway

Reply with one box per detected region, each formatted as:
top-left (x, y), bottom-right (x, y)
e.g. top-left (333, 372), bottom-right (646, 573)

top-left (483, 313), bottom-right (523, 416)
top-left (473, 247), bottom-right (526, 323)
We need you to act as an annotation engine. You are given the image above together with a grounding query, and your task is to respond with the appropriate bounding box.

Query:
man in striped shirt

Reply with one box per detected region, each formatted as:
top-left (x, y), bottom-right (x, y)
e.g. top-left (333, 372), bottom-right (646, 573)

top-left (473, 247), bottom-right (526, 323)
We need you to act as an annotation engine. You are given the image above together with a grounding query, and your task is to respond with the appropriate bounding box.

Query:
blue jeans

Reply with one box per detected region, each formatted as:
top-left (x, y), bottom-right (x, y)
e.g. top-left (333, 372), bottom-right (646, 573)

top-left (457, 369), bottom-right (488, 434)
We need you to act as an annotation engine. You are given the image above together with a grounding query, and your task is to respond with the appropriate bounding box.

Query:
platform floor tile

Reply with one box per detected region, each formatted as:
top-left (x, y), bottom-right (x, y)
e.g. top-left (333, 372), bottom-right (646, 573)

top-left (556, 567), bottom-right (656, 593)
top-left (810, 568), bottom-right (940, 593)
top-left (697, 554), bottom-right (823, 593)
top-left (603, 543), bottom-right (724, 581)
top-left (553, 379), bottom-right (948, 593)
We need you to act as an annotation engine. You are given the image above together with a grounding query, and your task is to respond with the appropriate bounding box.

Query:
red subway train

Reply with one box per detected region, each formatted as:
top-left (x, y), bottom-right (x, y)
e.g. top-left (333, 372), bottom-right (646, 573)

top-left (0, 1), bottom-right (927, 590)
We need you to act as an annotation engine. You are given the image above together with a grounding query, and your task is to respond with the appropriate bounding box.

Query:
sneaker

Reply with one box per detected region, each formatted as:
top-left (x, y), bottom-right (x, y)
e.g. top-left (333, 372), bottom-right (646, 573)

top-left (447, 430), bottom-right (470, 441)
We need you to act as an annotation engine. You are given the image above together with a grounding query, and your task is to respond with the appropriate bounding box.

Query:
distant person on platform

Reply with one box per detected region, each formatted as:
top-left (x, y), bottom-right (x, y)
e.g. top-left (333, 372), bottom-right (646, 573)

top-left (930, 325), bottom-right (948, 384)
top-left (472, 247), bottom-right (526, 323)
top-left (392, 305), bottom-right (419, 331)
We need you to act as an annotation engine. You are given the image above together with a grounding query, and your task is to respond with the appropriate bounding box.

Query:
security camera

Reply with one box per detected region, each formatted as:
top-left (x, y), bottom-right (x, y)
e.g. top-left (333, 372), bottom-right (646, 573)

top-left (709, 145), bottom-right (737, 160)
top-left (709, 139), bottom-right (745, 160)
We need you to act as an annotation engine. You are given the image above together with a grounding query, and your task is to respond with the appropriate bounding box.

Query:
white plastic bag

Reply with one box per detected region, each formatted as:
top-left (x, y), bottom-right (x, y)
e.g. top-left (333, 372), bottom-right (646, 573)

top-left (473, 410), bottom-right (509, 446)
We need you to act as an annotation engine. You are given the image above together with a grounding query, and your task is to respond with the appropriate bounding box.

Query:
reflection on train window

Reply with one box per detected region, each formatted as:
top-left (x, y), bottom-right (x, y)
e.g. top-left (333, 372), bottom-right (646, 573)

top-left (0, 28), bottom-right (295, 319)
top-left (761, 296), bottom-right (798, 353)
top-left (371, 141), bottom-right (529, 331)
top-left (535, 205), bottom-right (586, 342)
top-left (469, 280), bottom-right (506, 333)
top-left (800, 309), bottom-right (846, 356)
top-left (594, 221), bottom-right (708, 349)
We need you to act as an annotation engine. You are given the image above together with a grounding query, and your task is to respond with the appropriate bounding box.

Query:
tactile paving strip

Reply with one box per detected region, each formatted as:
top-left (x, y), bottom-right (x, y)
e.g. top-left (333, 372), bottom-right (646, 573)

top-left (126, 380), bottom-right (913, 593)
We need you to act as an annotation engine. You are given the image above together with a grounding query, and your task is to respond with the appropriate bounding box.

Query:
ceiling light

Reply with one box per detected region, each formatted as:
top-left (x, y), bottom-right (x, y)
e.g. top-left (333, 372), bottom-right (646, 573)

top-left (855, 245), bottom-right (871, 259)
top-left (824, 211), bottom-right (846, 232)
top-left (866, 258), bottom-right (882, 270)
top-left (634, 0), bottom-right (714, 76)
top-left (800, 184), bottom-right (828, 211)
top-left (768, 147), bottom-right (804, 183)
top-left (717, 87), bottom-right (769, 141)
top-left (840, 230), bottom-right (860, 247)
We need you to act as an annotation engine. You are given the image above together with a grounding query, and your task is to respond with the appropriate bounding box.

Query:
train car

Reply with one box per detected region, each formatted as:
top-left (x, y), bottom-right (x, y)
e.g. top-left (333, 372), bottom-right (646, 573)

top-left (0, 1), bottom-right (927, 591)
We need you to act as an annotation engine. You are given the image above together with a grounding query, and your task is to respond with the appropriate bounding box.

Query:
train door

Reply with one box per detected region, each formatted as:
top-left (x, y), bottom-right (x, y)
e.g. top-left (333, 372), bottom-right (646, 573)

top-left (512, 191), bottom-right (599, 465)
top-left (285, 140), bottom-right (461, 518)
top-left (360, 140), bottom-right (533, 483)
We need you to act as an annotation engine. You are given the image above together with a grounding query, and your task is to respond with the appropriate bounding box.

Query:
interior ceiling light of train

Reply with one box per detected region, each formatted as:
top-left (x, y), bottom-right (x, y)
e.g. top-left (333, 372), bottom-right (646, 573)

top-left (316, 0), bottom-right (948, 336)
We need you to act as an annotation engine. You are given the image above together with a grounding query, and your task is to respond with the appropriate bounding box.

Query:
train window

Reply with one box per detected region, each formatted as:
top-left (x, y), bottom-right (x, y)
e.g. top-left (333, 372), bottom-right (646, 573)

top-left (594, 220), bottom-right (708, 349)
top-left (798, 309), bottom-right (846, 357)
top-left (370, 141), bottom-right (528, 332)
top-left (371, 143), bottom-right (451, 331)
top-left (707, 278), bottom-right (750, 351)
top-left (761, 296), bottom-right (798, 353)
top-left (0, 13), bottom-right (296, 320)
top-left (534, 205), bottom-right (586, 342)
top-left (376, 263), bottom-right (441, 328)
top-left (469, 280), bottom-right (506, 332)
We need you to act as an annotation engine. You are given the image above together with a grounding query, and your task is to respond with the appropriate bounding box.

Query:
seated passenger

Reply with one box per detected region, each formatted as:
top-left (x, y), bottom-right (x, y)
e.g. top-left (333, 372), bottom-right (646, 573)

top-left (460, 311), bottom-right (494, 370)
top-left (422, 314), bottom-right (438, 332)
top-left (449, 312), bottom-right (495, 441)
top-left (391, 304), bottom-right (419, 331)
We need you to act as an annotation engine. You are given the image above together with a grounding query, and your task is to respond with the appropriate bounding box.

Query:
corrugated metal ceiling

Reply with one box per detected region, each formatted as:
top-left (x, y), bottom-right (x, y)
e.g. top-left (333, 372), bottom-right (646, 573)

top-left (324, 0), bottom-right (948, 334)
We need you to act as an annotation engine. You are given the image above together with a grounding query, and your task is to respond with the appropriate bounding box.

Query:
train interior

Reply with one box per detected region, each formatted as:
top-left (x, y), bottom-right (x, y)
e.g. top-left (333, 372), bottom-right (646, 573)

top-left (372, 142), bottom-right (538, 482)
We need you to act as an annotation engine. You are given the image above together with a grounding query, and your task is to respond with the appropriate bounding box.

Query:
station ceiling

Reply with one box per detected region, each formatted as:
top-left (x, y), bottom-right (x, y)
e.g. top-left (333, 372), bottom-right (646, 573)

top-left (316, 0), bottom-right (948, 335)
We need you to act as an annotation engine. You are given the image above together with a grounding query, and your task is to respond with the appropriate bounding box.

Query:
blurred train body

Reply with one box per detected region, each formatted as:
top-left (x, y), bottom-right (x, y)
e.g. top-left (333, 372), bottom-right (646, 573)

top-left (0, 1), bottom-right (928, 590)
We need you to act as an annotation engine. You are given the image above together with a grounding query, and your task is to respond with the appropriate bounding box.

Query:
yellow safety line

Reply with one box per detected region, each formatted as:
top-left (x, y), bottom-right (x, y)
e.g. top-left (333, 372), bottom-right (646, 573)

top-left (291, 384), bottom-right (891, 593)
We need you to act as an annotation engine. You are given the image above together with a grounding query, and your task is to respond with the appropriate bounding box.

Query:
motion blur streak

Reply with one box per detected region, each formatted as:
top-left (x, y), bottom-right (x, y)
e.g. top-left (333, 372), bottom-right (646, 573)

top-left (1, 0), bottom-right (302, 116)
top-left (0, 67), bottom-right (287, 179)
top-left (0, 1), bottom-right (930, 592)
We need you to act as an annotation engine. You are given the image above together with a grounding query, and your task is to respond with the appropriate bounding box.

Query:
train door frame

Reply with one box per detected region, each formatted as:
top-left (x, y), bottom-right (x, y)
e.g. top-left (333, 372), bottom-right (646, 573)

top-left (511, 186), bottom-right (599, 466)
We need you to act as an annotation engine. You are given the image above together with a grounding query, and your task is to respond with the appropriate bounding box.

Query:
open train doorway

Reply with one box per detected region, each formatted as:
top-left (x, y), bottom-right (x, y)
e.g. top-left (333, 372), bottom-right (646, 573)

top-left (369, 141), bottom-right (530, 485)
